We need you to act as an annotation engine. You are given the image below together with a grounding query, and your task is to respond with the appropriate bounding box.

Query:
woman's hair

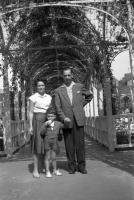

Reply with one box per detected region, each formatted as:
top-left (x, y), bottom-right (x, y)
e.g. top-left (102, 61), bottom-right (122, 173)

top-left (34, 78), bottom-right (46, 87)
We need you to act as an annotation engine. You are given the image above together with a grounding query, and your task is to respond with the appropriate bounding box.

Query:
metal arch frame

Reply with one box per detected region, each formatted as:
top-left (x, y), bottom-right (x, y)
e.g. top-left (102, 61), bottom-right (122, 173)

top-left (14, 14), bottom-right (103, 53)
top-left (7, 8), bottom-right (102, 79)
top-left (25, 29), bottom-right (98, 75)
top-left (2, 3), bottom-right (128, 70)
top-left (28, 49), bottom-right (95, 76)
top-left (11, 13), bottom-right (128, 68)
top-left (111, 48), bottom-right (129, 64)
top-left (1, 3), bottom-right (129, 58)
top-left (45, 68), bottom-right (85, 84)
top-left (5, 3), bottom-right (130, 67)
top-left (0, 3), bottom-right (130, 42)
top-left (36, 52), bottom-right (88, 68)
top-left (27, 43), bottom-right (96, 63)
top-left (1, 2), bottom-right (130, 64)
top-left (0, 2), bottom-right (131, 82)
top-left (4, 9), bottom-right (104, 53)
top-left (26, 31), bottom-right (93, 49)
top-left (32, 59), bottom-right (88, 80)
top-left (28, 48), bottom-right (90, 71)
top-left (46, 15), bottom-right (103, 42)
top-left (32, 59), bottom-right (87, 78)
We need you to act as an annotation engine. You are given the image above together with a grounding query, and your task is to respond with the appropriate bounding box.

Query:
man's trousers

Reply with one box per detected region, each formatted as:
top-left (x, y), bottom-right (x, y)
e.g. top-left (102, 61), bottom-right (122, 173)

top-left (63, 118), bottom-right (86, 171)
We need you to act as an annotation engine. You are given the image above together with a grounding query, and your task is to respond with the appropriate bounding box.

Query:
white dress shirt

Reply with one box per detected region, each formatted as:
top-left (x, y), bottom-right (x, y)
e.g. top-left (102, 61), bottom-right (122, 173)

top-left (64, 81), bottom-right (75, 105)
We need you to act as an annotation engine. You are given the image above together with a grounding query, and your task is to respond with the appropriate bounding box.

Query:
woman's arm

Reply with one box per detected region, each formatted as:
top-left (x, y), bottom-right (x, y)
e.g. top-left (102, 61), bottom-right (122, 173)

top-left (28, 100), bottom-right (34, 135)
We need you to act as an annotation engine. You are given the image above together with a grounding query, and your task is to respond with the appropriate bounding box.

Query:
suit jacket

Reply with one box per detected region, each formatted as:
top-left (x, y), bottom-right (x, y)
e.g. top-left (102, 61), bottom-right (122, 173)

top-left (54, 82), bottom-right (93, 128)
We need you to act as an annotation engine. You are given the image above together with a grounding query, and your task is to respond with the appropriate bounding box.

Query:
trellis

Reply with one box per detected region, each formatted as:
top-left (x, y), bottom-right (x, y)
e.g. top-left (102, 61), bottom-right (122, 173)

top-left (0, 0), bottom-right (134, 155)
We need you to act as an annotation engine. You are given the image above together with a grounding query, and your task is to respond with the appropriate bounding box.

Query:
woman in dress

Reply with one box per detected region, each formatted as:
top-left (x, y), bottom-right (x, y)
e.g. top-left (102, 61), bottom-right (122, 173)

top-left (28, 78), bottom-right (52, 178)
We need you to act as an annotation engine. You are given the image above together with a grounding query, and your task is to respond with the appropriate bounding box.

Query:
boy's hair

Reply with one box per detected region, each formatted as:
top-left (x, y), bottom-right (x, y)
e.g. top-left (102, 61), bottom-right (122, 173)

top-left (47, 106), bottom-right (56, 115)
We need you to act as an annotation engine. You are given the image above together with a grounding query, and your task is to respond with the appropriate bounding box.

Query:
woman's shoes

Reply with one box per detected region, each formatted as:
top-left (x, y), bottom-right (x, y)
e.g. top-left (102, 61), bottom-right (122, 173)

top-left (33, 172), bottom-right (40, 178)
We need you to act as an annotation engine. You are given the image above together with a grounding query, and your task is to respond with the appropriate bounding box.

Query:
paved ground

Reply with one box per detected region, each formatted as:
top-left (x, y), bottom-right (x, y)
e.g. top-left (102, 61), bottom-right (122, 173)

top-left (0, 138), bottom-right (134, 200)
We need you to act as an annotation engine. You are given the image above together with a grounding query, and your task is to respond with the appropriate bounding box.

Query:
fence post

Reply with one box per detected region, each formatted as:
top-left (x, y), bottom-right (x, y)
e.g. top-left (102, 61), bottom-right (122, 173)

top-left (127, 0), bottom-right (134, 113)
top-left (104, 77), bottom-right (116, 152)
top-left (3, 57), bottom-right (12, 156)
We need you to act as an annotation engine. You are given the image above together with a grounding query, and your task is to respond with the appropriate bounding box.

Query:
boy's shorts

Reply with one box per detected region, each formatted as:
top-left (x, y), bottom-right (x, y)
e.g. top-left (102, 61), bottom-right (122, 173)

top-left (44, 137), bottom-right (59, 153)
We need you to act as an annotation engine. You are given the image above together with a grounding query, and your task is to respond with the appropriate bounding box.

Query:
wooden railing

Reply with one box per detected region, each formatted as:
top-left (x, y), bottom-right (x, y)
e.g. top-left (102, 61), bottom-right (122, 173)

top-left (2, 114), bottom-right (134, 154)
top-left (85, 114), bottom-right (134, 150)
top-left (10, 120), bottom-right (29, 152)
top-left (85, 116), bottom-right (109, 147)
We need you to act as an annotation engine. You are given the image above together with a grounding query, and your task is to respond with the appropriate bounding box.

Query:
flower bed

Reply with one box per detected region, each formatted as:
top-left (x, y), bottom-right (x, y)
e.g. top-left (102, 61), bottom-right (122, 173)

top-left (115, 117), bottom-right (129, 144)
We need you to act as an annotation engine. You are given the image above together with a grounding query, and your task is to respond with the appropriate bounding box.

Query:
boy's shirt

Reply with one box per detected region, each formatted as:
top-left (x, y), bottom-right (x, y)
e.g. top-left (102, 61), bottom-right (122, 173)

top-left (40, 121), bottom-right (63, 139)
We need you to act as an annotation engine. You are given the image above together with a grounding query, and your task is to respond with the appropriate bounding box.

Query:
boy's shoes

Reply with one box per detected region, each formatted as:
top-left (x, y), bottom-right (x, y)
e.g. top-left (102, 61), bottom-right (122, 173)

top-left (53, 169), bottom-right (62, 176)
top-left (46, 171), bottom-right (53, 178)
top-left (33, 172), bottom-right (40, 178)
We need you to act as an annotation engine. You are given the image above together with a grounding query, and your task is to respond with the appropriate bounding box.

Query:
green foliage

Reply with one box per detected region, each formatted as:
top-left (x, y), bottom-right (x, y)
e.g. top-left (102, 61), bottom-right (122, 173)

top-left (2, 5), bottom-right (105, 92)
top-left (1, 2), bottom-right (127, 93)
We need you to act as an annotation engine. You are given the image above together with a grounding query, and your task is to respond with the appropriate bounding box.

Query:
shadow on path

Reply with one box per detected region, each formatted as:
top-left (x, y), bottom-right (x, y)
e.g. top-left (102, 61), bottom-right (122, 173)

top-left (28, 159), bottom-right (68, 174)
top-left (0, 138), bottom-right (134, 176)
top-left (85, 137), bottom-right (134, 176)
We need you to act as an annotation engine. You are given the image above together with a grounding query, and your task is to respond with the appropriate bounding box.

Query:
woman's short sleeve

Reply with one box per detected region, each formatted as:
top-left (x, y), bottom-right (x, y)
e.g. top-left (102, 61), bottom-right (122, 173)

top-left (29, 93), bottom-right (36, 103)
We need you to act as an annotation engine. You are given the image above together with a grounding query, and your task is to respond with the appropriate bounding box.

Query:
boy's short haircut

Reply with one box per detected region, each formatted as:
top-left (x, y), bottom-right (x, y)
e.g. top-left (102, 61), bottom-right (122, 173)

top-left (47, 106), bottom-right (56, 115)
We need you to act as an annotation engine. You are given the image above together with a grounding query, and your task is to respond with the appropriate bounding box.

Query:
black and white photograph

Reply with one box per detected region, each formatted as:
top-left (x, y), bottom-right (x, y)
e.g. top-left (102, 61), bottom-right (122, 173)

top-left (0, 0), bottom-right (134, 200)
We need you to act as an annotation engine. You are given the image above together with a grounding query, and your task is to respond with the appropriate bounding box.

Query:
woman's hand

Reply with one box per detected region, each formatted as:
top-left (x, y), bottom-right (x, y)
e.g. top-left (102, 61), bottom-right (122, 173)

top-left (28, 100), bottom-right (34, 135)
top-left (29, 127), bottom-right (33, 135)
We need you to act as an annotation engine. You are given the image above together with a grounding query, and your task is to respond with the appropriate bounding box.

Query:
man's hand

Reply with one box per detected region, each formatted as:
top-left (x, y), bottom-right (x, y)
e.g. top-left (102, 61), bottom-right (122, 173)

top-left (64, 117), bottom-right (71, 123)
top-left (64, 117), bottom-right (71, 128)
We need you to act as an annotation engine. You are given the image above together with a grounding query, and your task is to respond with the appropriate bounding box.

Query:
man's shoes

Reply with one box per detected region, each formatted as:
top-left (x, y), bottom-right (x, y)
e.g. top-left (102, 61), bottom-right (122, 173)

top-left (68, 169), bottom-right (76, 174)
top-left (78, 169), bottom-right (87, 174)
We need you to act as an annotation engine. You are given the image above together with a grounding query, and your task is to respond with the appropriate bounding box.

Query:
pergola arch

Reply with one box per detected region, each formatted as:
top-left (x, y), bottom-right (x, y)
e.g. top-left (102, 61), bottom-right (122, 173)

top-left (27, 50), bottom-right (90, 75)
top-left (1, 2), bottom-right (129, 80)
top-left (0, 2), bottom-right (130, 38)
top-left (1, 1), bottom-right (134, 154)
top-left (23, 25), bottom-right (102, 88)
top-left (0, 3), bottom-right (128, 100)
top-left (32, 59), bottom-right (88, 81)
top-left (0, 3), bottom-right (129, 96)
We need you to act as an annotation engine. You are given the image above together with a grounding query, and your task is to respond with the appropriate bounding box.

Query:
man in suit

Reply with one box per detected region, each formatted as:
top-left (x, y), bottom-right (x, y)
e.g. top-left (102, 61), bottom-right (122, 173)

top-left (54, 67), bottom-right (93, 174)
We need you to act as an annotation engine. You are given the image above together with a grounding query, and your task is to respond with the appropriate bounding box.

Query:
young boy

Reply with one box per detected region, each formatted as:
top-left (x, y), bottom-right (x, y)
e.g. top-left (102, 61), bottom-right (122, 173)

top-left (40, 107), bottom-right (63, 178)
